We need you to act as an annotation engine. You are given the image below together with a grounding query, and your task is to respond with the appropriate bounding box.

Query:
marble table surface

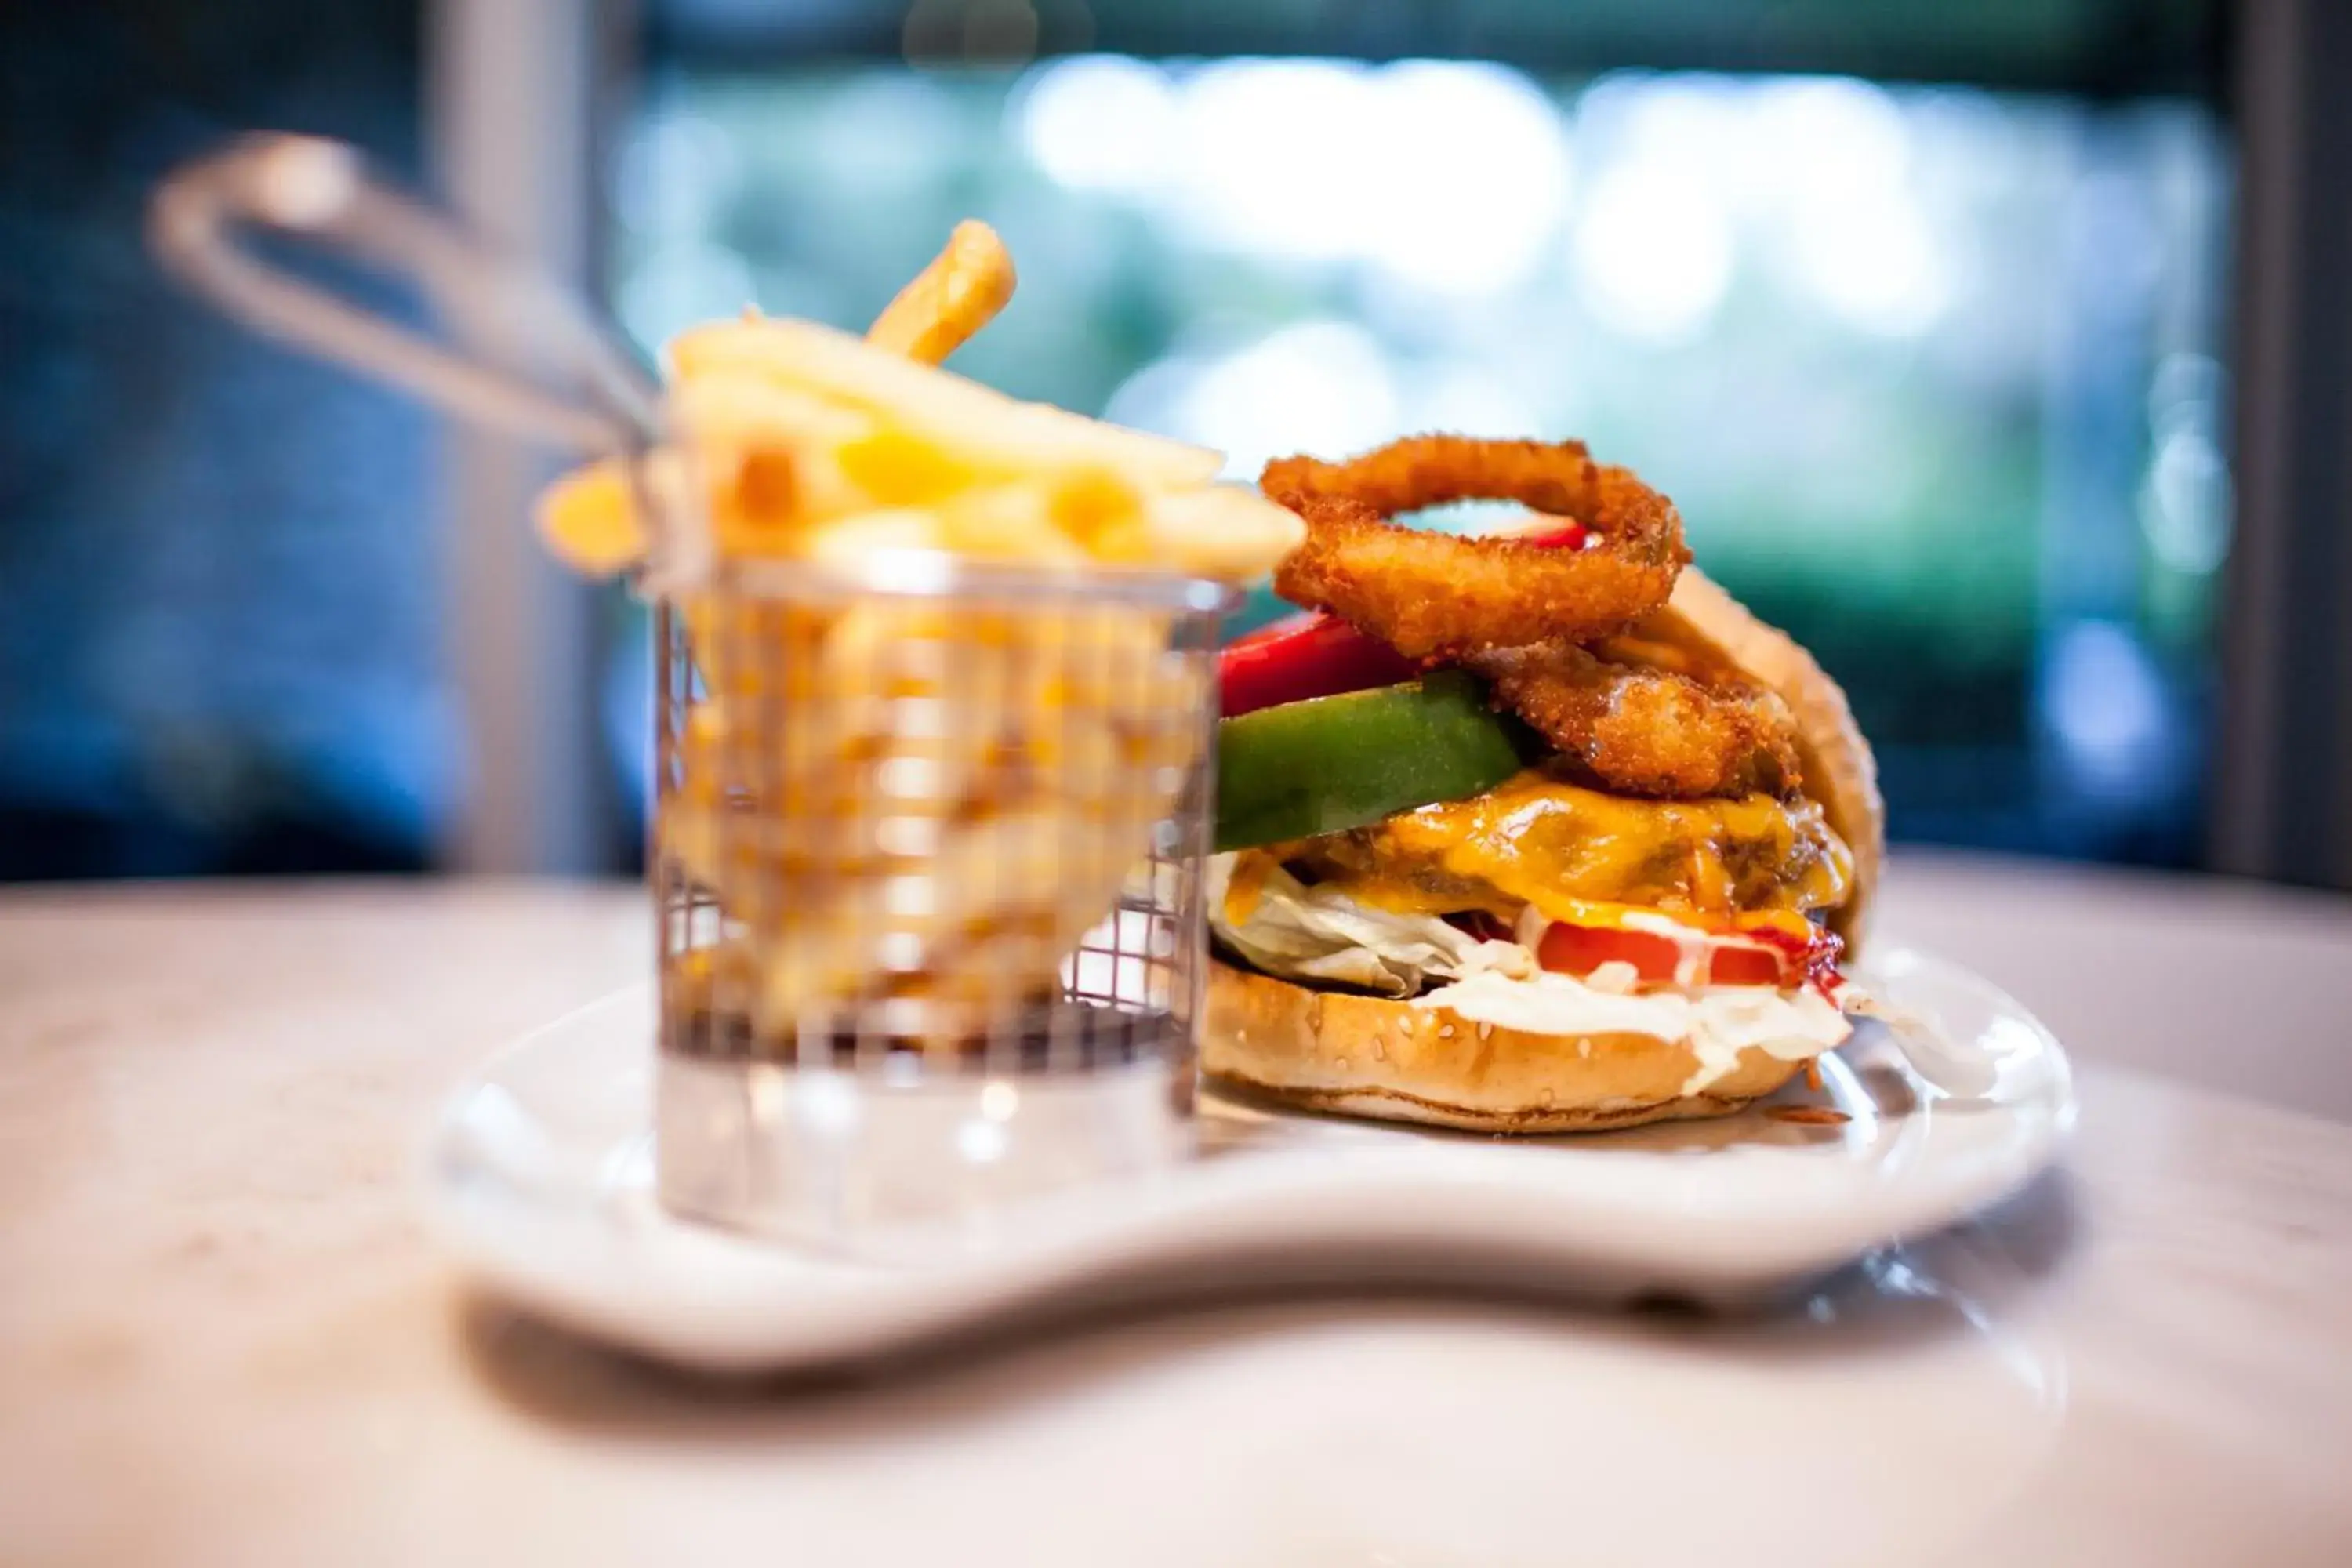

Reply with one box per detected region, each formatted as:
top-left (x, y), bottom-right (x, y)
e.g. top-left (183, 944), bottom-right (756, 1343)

top-left (5, 865), bottom-right (2352, 1566)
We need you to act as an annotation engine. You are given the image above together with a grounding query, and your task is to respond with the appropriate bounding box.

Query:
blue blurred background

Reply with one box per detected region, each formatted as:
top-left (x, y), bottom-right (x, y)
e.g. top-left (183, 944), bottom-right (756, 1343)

top-left (13, 0), bottom-right (2345, 889)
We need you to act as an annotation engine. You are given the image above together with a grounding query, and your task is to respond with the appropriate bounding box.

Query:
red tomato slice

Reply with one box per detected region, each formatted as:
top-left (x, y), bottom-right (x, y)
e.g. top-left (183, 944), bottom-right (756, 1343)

top-left (1218, 612), bottom-right (1417, 717)
top-left (1535, 917), bottom-right (1834, 989)
top-left (1704, 943), bottom-right (1786, 987)
top-left (1536, 922), bottom-right (1686, 985)
top-left (1219, 523), bottom-right (1590, 716)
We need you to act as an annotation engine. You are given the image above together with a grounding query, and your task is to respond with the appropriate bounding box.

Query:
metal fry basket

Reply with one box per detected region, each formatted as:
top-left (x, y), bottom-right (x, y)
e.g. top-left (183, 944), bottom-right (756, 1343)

top-left (143, 132), bottom-right (1239, 1259)
top-left (651, 552), bottom-right (1232, 1254)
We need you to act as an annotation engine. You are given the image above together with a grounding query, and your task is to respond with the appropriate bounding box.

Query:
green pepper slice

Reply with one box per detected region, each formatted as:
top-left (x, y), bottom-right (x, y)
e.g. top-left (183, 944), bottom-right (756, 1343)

top-left (1212, 670), bottom-right (1538, 852)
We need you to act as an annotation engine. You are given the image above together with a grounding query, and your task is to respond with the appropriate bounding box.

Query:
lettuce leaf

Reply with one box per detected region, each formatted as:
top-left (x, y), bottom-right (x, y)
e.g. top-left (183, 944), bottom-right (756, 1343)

top-left (1206, 852), bottom-right (1531, 996)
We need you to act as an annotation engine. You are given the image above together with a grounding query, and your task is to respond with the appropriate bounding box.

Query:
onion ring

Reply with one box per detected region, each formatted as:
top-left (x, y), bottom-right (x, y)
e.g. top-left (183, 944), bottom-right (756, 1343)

top-left (1464, 638), bottom-right (1802, 800)
top-left (1263, 437), bottom-right (1689, 658)
top-left (1266, 434), bottom-right (1599, 518)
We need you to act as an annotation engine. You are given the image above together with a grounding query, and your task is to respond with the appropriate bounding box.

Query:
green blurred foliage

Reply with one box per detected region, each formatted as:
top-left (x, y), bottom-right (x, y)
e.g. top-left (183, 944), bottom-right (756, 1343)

top-left (608, 60), bottom-right (2225, 844)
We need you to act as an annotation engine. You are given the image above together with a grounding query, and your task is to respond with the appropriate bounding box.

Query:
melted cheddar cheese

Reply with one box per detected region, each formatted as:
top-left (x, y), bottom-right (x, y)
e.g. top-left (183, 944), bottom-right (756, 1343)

top-left (1283, 771), bottom-right (1850, 931)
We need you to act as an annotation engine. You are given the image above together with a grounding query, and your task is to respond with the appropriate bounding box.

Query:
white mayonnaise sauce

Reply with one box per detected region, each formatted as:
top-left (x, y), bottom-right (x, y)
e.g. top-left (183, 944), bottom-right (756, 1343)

top-left (1841, 985), bottom-right (2001, 1098)
top-left (1412, 967), bottom-right (1855, 1095)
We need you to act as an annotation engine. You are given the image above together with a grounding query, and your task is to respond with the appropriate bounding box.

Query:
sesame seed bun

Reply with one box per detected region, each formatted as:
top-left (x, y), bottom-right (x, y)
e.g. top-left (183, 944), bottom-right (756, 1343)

top-left (1203, 960), bottom-right (1808, 1132)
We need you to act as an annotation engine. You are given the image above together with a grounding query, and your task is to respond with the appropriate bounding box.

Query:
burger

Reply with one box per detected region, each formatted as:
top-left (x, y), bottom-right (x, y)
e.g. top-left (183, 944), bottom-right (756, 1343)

top-left (1202, 436), bottom-right (1883, 1133)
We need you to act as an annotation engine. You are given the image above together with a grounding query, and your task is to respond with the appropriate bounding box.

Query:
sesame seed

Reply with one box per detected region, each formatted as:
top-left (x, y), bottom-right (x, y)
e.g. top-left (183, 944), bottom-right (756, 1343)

top-left (1477, 1022), bottom-right (1494, 1040)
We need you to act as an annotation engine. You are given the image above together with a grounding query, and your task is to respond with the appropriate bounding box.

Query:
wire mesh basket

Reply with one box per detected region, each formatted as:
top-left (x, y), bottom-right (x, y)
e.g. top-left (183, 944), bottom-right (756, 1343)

top-left (650, 550), bottom-right (1233, 1254)
top-left (143, 132), bottom-right (1240, 1258)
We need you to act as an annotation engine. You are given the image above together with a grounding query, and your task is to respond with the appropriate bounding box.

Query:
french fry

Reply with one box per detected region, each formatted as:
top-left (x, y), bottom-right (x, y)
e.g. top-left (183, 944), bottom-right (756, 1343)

top-left (831, 428), bottom-right (977, 509)
top-left (1138, 482), bottom-right (1308, 581)
top-left (534, 448), bottom-right (714, 577)
top-left (669, 316), bottom-right (1226, 491)
top-left (936, 481), bottom-right (1093, 564)
top-left (666, 370), bottom-right (875, 448)
top-left (670, 373), bottom-right (873, 528)
top-left (534, 457), bottom-right (644, 575)
top-left (865, 220), bottom-right (1018, 365)
top-left (804, 507), bottom-right (949, 568)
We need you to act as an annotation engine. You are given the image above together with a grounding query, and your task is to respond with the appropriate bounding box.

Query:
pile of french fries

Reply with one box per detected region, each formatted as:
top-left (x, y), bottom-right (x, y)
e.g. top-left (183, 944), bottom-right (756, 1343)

top-left (535, 220), bottom-right (1300, 581)
top-left (535, 224), bottom-right (1299, 1045)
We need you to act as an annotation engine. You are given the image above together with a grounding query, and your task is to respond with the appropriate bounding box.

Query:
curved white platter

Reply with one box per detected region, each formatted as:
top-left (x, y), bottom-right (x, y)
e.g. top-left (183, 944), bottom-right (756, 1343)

top-left (419, 947), bottom-right (2074, 1373)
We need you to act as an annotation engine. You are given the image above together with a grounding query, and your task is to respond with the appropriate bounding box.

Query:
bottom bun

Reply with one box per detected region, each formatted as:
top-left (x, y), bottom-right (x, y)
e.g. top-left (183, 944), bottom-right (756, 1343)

top-left (1203, 960), bottom-right (1806, 1134)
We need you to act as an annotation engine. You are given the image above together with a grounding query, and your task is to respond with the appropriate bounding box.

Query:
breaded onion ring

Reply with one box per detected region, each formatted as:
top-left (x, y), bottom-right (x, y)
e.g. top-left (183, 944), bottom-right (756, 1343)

top-left (1265, 434), bottom-right (1596, 518)
top-left (1263, 437), bottom-right (1689, 658)
top-left (1465, 640), bottom-right (1803, 800)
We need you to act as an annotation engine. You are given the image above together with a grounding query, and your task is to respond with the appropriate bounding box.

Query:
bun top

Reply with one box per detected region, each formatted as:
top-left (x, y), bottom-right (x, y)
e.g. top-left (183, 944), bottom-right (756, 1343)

top-left (1640, 568), bottom-right (1885, 952)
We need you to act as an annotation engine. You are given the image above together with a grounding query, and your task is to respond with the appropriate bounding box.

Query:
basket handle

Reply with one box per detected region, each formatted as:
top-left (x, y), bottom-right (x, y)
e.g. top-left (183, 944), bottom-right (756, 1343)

top-left (148, 132), bottom-right (661, 456)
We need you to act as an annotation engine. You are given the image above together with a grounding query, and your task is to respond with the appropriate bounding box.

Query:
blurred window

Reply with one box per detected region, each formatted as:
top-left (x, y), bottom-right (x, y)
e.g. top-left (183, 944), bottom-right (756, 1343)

top-left (0, 0), bottom-right (438, 878)
top-left (611, 46), bottom-right (2227, 865)
top-left (0, 0), bottom-right (2229, 878)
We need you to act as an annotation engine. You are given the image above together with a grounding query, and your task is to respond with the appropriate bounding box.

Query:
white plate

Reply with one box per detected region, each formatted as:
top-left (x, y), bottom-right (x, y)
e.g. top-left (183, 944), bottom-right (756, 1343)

top-left (419, 947), bottom-right (2073, 1373)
